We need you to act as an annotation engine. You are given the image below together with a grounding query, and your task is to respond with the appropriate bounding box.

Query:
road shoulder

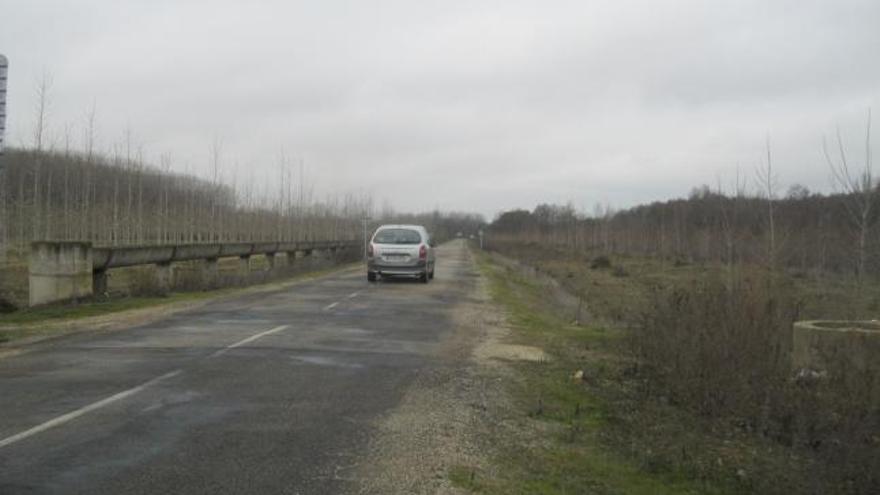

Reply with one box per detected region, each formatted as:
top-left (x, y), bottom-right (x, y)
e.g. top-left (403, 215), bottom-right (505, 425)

top-left (355, 248), bottom-right (520, 494)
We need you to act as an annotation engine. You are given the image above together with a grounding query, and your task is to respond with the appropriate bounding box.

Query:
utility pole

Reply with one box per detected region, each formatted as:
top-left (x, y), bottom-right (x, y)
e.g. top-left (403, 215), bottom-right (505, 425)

top-left (0, 54), bottom-right (8, 263)
top-left (0, 54), bottom-right (6, 154)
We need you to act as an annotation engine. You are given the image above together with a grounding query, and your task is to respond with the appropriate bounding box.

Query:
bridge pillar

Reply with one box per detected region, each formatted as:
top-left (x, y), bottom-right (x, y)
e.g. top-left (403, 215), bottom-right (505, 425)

top-left (92, 269), bottom-right (108, 297)
top-left (238, 255), bottom-right (250, 282)
top-left (155, 262), bottom-right (172, 295)
top-left (204, 258), bottom-right (219, 289)
top-left (266, 253), bottom-right (276, 271)
top-left (29, 241), bottom-right (94, 306)
top-left (306, 249), bottom-right (318, 268)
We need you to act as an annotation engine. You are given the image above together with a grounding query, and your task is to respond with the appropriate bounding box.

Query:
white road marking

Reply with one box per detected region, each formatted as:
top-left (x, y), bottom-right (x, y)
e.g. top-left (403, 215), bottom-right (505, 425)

top-left (0, 369), bottom-right (183, 450)
top-left (323, 302), bottom-right (339, 311)
top-left (347, 292), bottom-right (359, 299)
top-left (210, 324), bottom-right (290, 358)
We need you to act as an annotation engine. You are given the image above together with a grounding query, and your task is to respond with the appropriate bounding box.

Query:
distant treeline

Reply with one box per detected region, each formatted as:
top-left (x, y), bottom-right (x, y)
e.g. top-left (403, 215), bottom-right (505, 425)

top-left (489, 186), bottom-right (879, 279)
top-left (389, 210), bottom-right (485, 244)
top-left (0, 147), bottom-right (485, 251)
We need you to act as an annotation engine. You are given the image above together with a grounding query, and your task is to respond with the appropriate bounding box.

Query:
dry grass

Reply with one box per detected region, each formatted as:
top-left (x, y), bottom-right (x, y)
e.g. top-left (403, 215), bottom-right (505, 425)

top-left (483, 241), bottom-right (880, 494)
top-left (468, 250), bottom-right (725, 494)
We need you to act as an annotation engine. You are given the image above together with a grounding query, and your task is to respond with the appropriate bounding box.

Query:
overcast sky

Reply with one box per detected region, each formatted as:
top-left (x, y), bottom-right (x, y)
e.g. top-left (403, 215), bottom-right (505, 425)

top-left (2, 0), bottom-right (878, 218)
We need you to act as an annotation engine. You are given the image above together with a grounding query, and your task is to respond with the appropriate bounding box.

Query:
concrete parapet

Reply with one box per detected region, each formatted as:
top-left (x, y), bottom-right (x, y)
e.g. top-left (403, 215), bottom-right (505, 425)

top-left (253, 242), bottom-right (280, 255)
top-left (174, 244), bottom-right (223, 263)
top-left (29, 242), bottom-right (93, 306)
top-left (28, 239), bottom-right (360, 306)
top-left (93, 246), bottom-right (176, 270)
top-left (220, 243), bottom-right (254, 258)
top-left (278, 242), bottom-right (299, 252)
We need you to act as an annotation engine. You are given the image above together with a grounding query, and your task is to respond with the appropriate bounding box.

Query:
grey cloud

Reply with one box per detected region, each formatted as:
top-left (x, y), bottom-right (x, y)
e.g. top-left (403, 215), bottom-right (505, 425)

top-left (1, 0), bottom-right (878, 218)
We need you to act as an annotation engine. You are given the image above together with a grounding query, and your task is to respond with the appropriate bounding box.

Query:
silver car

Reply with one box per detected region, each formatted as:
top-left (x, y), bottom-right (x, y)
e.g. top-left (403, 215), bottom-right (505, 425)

top-left (367, 224), bottom-right (436, 283)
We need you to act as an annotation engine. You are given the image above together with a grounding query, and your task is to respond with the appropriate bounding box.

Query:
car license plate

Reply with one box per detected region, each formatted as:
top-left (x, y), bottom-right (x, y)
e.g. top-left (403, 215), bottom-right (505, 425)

top-left (385, 254), bottom-right (406, 261)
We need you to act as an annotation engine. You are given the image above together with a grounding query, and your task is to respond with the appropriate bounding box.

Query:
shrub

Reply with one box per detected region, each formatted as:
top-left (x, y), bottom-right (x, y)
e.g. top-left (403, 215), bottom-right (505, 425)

top-left (0, 295), bottom-right (16, 313)
top-left (632, 275), bottom-right (880, 492)
top-left (591, 255), bottom-right (612, 270)
top-left (633, 275), bottom-right (795, 418)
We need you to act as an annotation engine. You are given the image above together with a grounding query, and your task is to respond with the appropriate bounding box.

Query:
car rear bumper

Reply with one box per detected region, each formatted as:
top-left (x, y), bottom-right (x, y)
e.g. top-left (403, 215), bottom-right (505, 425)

top-left (368, 260), bottom-right (427, 276)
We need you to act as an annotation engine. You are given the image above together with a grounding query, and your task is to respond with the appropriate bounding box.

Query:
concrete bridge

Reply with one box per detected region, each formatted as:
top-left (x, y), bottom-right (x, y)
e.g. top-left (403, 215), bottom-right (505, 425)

top-left (28, 240), bottom-right (360, 306)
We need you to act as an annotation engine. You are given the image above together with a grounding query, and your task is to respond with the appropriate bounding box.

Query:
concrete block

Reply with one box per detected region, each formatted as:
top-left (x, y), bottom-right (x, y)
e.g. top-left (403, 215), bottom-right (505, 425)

top-left (29, 242), bottom-right (93, 306)
top-left (793, 320), bottom-right (880, 376)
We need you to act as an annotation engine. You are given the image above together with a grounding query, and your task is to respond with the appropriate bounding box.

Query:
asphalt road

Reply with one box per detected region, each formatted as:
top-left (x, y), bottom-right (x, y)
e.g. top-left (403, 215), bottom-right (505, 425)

top-left (0, 239), bottom-right (478, 494)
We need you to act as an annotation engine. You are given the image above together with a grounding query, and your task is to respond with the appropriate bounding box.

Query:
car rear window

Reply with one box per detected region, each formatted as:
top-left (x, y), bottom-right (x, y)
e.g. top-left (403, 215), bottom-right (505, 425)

top-left (373, 228), bottom-right (422, 245)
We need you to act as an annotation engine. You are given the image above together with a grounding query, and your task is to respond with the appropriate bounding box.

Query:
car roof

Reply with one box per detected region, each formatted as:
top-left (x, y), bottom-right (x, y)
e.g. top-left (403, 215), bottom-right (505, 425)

top-left (375, 224), bottom-right (427, 232)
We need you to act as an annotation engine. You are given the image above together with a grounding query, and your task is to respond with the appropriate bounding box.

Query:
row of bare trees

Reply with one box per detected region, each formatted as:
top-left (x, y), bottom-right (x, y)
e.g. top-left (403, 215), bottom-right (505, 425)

top-left (0, 141), bottom-right (488, 257)
top-left (0, 73), bottom-right (491, 257)
top-left (0, 74), bottom-right (372, 254)
top-left (489, 116), bottom-right (876, 281)
top-left (0, 145), bottom-right (378, 251)
top-left (490, 187), bottom-right (877, 279)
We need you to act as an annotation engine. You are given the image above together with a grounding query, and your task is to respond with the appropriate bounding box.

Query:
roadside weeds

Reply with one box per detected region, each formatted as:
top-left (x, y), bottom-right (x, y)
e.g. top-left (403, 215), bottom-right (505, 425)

top-left (452, 249), bottom-right (720, 495)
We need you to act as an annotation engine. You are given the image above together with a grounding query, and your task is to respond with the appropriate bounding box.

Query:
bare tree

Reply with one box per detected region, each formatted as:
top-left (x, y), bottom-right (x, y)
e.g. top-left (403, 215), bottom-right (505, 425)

top-left (32, 73), bottom-right (51, 152)
top-left (80, 102), bottom-right (97, 241)
top-left (719, 167), bottom-right (746, 279)
top-left (824, 109), bottom-right (875, 282)
top-left (209, 136), bottom-right (222, 242)
top-left (755, 137), bottom-right (778, 270)
top-left (0, 71), bottom-right (382, 252)
top-left (61, 122), bottom-right (72, 240)
top-left (27, 73), bottom-right (54, 242)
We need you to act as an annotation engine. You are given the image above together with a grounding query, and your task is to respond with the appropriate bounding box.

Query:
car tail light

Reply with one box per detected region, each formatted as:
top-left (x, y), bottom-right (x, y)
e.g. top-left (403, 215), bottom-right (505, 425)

top-left (419, 244), bottom-right (427, 260)
top-left (367, 243), bottom-right (374, 257)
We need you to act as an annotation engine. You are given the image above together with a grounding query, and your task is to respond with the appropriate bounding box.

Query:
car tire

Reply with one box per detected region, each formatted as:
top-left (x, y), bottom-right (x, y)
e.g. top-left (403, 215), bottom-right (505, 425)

top-left (420, 271), bottom-right (429, 283)
top-left (367, 272), bottom-right (377, 282)
top-left (429, 268), bottom-right (435, 280)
